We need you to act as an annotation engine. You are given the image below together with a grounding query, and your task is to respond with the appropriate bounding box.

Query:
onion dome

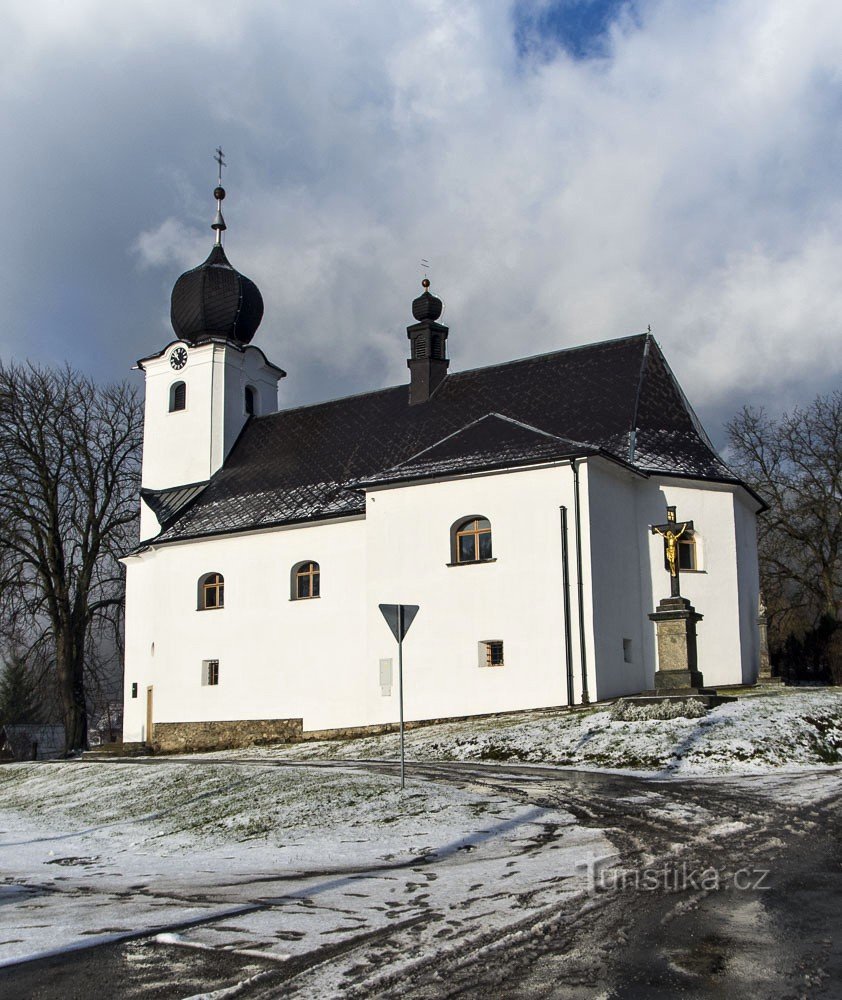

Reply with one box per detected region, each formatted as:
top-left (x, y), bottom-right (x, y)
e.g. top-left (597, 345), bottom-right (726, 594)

top-left (169, 151), bottom-right (264, 345)
top-left (170, 244), bottom-right (264, 344)
top-left (412, 277), bottom-right (443, 322)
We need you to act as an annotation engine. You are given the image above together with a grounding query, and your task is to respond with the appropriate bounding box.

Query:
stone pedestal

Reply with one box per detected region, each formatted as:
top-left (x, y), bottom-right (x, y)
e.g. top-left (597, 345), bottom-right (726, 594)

top-left (756, 608), bottom-right (784, 686)
top-left (649, 596), bottom-right (705, 692)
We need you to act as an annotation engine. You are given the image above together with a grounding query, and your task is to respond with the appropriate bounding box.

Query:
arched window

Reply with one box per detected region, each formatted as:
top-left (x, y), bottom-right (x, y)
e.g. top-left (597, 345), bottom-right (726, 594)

top-left (198, 572), bottom-right (224, 610)
top-left (244, 385), bottom-right (257, 415)
top-left (169, 381), bottom-right (186, 412)
top-left (451, 517), bottom-right (493, 564)
top-left (291, 561), bottom-right (320, 600)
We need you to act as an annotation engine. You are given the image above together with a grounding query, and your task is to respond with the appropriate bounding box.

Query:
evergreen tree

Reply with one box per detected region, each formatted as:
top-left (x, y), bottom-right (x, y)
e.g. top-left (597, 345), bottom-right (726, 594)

top-left (0, 655), bottom-right (41, 726)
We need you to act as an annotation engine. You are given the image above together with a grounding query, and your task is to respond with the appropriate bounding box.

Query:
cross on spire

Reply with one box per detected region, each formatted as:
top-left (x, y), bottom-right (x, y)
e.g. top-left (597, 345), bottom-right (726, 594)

top-left (211, 147), bottom-right (227, 246)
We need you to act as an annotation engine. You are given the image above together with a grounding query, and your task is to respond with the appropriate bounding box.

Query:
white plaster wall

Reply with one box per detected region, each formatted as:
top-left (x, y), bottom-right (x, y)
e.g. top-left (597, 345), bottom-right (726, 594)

top-left (588, 470), bottom-right (760, 692)
top-left (122, 458), bottom-right (762, 743)
top-left (122, 517), bottom-right (367, 743)
top-left (362, 465), bottom-right (587, 725)
top-left (586, 460), bottom-right (652, 699)
top-left (639, 479), bottom-right (759, 687)
top-left (734, 490), bottom-right (761, 684)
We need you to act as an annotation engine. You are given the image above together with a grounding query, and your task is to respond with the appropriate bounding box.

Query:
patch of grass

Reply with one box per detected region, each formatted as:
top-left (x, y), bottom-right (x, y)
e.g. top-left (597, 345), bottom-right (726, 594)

top-left (478, 744), bottom-right (526, 762)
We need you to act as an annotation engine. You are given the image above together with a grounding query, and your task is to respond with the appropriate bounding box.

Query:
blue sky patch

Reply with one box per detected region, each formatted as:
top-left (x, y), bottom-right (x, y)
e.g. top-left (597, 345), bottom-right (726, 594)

top-left (513, 0), bottom-right (636, 61)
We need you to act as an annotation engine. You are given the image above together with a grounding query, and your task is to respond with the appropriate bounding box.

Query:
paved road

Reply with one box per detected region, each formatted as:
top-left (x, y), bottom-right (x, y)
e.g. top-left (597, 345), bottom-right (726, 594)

top-left (2, 758), bottom-right (840, 999)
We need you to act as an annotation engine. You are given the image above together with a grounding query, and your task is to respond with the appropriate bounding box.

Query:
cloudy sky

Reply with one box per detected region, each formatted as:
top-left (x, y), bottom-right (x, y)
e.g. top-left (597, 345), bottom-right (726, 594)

top-left (3, 0), bottom-right (841, 446)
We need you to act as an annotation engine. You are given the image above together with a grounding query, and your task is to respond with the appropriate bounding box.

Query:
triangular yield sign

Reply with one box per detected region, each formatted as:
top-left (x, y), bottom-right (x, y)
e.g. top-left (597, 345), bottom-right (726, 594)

top-left (379, 604), bottom-right (420, 642)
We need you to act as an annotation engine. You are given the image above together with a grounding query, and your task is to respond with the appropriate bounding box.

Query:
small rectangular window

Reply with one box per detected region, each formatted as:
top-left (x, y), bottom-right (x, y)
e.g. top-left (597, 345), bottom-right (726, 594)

top-left (131, 683), bottom-right (138, 699)
top-left (479, 640), bottom-right (504, 667)
top-left (678, 538), bottom-right (696, 570)
top-left (202, 659), bottom-right (220, 686)
top-left (623, 639), bottom-right (633, 664)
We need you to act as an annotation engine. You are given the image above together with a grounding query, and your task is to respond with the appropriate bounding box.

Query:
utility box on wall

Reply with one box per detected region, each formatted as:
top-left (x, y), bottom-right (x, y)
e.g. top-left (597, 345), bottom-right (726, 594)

top-left (379, 658), bottom-right (393, 696)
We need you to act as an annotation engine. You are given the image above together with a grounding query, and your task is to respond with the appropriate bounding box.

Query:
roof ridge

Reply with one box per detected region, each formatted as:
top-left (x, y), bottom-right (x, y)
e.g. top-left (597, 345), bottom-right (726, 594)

top-left (627, 332), bottom-right (653, 462)
top-left (449, 331), bottom-right (650, 379)
top-left (259, 331), bottom-right (651, 420)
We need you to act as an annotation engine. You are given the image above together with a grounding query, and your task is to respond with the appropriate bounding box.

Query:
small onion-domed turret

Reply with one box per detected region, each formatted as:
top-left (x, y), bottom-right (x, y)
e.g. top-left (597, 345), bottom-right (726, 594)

top-left (412, 277), bottom-right (443, 322)
top-left (170, 244), bottom-right (264, 345)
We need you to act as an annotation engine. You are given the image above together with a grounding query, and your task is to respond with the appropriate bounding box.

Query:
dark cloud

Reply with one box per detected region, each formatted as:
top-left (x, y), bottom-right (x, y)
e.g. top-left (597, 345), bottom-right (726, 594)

top-left (3, 0), bottom-right (841, 450)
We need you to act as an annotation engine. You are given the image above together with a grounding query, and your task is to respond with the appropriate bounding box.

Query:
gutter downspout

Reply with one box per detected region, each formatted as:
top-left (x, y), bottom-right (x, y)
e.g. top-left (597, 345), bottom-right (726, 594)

top-left (573, 460), bottom-right (590, 704)
top-left (560, 506), bottom-right (575, 706)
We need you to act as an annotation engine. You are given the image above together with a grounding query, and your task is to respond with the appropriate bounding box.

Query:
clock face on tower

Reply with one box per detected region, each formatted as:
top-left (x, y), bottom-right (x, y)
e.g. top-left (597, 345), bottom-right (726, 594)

top-left (170, 347), bottom-right (188, 371)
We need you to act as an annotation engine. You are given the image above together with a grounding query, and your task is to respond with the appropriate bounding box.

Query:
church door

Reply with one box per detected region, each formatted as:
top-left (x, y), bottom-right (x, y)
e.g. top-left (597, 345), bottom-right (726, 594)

top-left (146, 686), bottom-right (154, 744)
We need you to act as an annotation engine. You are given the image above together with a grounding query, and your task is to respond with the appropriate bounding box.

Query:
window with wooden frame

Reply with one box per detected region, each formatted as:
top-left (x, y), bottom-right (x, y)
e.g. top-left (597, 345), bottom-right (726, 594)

top-left (291, 561), bottom-right (320, 600)
top-left (198, 572), bottom-right (224, 610)
top-left (169, 381), bottom-right (186, 412)
top-left (202, 659), bottom-right (219, 686)
top-left (452, 516), bottom-right (493, 564)
top-left (664, 536), bottom-right (699, 572)
top-left (479, 640), bottom-right (504, 667)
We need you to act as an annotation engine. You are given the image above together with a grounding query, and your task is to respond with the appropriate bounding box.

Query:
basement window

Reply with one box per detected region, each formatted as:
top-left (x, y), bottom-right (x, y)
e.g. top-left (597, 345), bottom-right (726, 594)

top-left (202, 659), bottom-right (220, 686)
top-left (479, 640), bottom-right (504, 668)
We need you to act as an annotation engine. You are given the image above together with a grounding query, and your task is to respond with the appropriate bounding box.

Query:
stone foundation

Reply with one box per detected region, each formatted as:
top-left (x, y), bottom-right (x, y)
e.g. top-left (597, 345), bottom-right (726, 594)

top-left (153, 718), bottom-right (303, 753)
top-left (149, 704), bottom-right (590, 753)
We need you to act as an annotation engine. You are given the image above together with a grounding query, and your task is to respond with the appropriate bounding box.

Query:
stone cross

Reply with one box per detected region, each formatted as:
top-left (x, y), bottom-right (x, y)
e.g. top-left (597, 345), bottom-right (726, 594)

top-left (651, 505), bottom-right (694, 598)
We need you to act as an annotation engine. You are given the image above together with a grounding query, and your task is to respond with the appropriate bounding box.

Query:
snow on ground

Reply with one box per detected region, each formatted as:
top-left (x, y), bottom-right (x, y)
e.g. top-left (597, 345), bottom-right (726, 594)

top-left (207, 689), bottom-right (842, 776)
top-left (0, 760), bottom-right (610, 969)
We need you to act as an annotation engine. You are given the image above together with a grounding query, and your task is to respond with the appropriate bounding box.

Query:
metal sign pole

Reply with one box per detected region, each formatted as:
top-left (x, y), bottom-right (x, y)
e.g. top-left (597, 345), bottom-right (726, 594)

top-left (398, 605), bottom-right (405, 789)
top-left (377, 603), bottom-right (418, 792)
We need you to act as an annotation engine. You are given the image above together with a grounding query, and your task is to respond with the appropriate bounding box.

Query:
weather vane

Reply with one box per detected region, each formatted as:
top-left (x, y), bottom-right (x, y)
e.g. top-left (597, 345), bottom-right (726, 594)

top-left (212, 147), bottom-right (227, 246)
top-left (421, 258), bottom-right (430, 290)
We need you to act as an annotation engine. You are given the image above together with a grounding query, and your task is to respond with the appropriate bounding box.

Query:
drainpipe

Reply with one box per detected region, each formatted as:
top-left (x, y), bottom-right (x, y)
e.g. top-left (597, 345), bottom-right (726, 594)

top-left (573, 460), bottom-right (590, 704)
top-left (559, 506), bottom-right (575, 706)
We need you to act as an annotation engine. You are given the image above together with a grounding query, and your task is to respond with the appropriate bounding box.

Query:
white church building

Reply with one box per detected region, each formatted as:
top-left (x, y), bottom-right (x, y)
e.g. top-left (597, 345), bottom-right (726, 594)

top-left (122, 183), bottom-right (763, 751)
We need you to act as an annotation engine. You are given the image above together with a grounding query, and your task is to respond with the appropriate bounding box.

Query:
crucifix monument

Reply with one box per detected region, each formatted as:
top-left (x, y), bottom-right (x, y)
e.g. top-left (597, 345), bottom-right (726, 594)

top-left (648, 505), bottom-right (706, 693)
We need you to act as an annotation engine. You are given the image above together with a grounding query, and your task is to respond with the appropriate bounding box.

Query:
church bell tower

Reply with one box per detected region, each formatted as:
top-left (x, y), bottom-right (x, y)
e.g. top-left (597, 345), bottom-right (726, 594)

top-left (137, 152), bottom-right (285, 539)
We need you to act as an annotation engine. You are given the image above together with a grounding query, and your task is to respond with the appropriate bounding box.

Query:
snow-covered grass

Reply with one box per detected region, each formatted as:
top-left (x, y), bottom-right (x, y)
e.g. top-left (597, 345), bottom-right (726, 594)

top-left (209, 690), bottom-right (842, 775)
top-left (0, 759), bottom-right (610, 969)
top-left (0, 760), bottom-right (500, 851)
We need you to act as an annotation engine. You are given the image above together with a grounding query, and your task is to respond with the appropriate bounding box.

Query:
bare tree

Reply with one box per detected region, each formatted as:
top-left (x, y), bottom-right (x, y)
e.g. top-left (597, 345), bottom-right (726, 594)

top-left (0, 363), bottom-right (141, 751)
top-left (727, 392), bottom-right (841, 646)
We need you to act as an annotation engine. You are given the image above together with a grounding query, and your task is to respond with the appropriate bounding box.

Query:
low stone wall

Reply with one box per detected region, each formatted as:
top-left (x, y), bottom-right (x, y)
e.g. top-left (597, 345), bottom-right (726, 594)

top-left (153, 718), bottom-right (303, 753)
top-left (150, 704), bottom-right (590, 753)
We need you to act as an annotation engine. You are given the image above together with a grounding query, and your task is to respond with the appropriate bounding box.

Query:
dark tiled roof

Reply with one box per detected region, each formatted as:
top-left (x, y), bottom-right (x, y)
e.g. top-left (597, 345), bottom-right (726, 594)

top-left (150, 333), bottom-right (738, 544)
top-left (141, 482), bottom-right (209, 526)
